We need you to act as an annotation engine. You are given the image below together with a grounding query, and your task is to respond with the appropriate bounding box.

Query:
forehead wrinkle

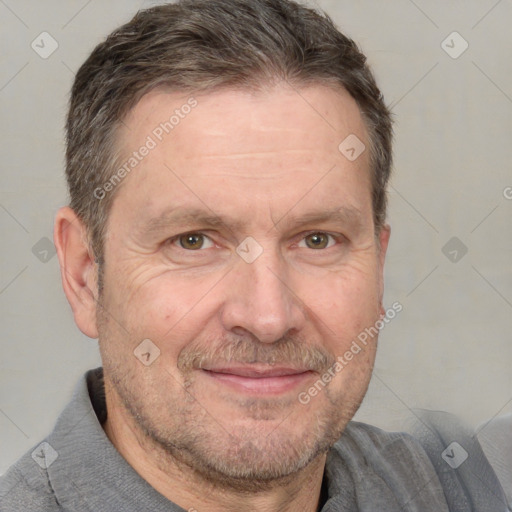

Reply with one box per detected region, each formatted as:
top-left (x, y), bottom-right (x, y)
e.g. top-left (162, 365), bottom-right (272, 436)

top-left (194, 149), bottom-right (320, 159)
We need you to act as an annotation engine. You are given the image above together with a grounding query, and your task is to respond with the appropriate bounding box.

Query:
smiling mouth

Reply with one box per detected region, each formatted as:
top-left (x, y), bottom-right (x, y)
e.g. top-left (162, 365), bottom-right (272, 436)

top-left (200, 365), bottom-right (315, 395)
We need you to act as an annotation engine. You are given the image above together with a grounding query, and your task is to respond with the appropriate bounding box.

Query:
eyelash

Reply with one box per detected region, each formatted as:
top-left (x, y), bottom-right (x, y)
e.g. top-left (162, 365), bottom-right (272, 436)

top-left (168, 231), bottom-right (342, 251)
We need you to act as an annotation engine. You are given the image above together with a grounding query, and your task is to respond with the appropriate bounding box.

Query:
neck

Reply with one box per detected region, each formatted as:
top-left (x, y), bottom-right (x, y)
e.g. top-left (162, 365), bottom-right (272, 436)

top-left (103, 385), bottom-right (327, 512)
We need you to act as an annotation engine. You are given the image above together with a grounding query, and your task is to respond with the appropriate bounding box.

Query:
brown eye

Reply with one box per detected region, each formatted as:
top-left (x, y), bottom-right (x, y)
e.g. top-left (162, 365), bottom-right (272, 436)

top-left (303, 233), bottom-right (332, 250)
top-left (178, 233), bottom-right (207, 250)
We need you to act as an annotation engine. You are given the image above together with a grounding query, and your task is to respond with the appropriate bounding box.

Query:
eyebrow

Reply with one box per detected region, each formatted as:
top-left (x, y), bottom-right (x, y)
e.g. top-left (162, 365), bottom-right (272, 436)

top-left (139, 205), bottom-right (365, 238)
top-left (141, 208), bottom-right (242, 236)
top-left (274, 206), bottom-right (364, 232)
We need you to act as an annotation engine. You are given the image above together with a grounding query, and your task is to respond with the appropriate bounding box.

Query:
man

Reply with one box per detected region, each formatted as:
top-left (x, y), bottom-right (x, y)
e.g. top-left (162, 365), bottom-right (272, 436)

top-left (0, 0), bottom-right (507, 510)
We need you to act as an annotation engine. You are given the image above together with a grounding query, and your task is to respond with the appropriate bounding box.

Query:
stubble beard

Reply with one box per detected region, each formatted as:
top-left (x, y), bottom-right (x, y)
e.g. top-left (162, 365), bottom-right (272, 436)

top-left (96, 300), bottom-right (371, 492)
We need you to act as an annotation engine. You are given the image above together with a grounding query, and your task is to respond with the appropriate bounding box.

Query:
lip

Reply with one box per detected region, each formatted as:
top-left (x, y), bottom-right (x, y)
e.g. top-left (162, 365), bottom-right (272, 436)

top-left (201, 365), bottom-right (315, 395)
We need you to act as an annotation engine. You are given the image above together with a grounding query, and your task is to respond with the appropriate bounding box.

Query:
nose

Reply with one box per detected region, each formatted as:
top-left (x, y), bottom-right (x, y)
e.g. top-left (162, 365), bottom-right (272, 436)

top-left (220, 247), bottom-right (306, 343)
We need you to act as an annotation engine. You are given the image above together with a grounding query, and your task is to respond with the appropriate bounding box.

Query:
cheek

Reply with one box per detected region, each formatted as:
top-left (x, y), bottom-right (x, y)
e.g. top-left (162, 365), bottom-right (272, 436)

top-left (299, 264), bottom-right (381, 340)
top-left (111, 274), bottom-right (217, 359)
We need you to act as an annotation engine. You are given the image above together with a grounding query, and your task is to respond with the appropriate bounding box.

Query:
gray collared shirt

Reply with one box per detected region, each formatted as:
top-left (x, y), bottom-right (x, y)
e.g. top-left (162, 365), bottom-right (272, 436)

top-left (0, 368), bottom-right (508, 511)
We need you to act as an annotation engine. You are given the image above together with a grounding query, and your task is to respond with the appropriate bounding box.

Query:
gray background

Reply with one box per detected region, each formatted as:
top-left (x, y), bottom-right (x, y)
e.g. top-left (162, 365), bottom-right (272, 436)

top-left (1, 0), bottom-right (511, 474)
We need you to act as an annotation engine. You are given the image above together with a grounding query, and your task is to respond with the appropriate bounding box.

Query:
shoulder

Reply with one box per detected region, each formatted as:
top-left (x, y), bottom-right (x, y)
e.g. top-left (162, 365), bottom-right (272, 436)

top-left (335, 419), bottom-right (429, 459)
top-left (0, 444), bottom-right (62, 511)
top-left (390, 410), bottom-right (509, 512)
top-left (333, 420), bottom-right (441, 478)
top-left (332, 416), bottom-right (509, 512)
top-left (327, 421), bottom-right (450, 510)
top-left (478, 414), bottom-right (512, 509)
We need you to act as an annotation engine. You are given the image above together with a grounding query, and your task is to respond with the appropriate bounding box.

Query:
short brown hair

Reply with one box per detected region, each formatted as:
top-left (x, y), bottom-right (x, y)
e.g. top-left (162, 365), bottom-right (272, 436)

top-left (66, 0), bottom-right (393, 262)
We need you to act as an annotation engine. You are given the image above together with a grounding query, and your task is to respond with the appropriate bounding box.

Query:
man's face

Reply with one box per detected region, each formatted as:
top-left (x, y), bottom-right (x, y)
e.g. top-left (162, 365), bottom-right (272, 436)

top-left (97, 84), bottom-right (389, 485)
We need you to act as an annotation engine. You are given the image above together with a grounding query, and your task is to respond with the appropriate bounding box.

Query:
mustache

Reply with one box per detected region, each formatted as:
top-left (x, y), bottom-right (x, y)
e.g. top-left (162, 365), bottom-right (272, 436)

top-left (177, 334), bottom-right (336, 374)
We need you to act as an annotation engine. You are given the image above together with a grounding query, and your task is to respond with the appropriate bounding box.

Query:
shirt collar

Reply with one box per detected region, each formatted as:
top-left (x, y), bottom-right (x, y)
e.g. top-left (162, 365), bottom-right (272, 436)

top-left (46, 368), bottom-right (185, 511)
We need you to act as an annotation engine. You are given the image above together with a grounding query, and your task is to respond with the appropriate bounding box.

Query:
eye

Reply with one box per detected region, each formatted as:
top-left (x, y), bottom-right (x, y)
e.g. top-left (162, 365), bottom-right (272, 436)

top-left (175, 233), bottom-right (214, 250)
top-left (299, 232), bottom-right (336, 250)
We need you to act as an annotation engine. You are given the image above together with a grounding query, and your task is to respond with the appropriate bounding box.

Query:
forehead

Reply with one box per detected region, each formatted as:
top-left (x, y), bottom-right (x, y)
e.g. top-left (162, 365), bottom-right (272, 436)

top-left (111, 83), bottom-right (372, 229)
top-left (122, 83), bottom-right (367, 159)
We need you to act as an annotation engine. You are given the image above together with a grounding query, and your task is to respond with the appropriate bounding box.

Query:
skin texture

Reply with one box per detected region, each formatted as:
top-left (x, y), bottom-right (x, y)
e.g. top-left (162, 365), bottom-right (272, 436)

top-left (55, 83), bottom-right (390, 512)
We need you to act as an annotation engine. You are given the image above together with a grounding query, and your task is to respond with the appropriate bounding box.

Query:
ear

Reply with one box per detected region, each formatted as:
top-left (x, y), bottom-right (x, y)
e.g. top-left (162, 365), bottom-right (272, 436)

top-left (377, 224), bottom-right (391, 314)
top-left (54, 207), bottom-right (99, 338)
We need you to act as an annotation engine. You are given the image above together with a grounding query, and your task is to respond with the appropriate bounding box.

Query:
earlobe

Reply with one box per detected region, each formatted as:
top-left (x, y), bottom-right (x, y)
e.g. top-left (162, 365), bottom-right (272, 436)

top-left (54, 207), bottom-right (99, 339)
